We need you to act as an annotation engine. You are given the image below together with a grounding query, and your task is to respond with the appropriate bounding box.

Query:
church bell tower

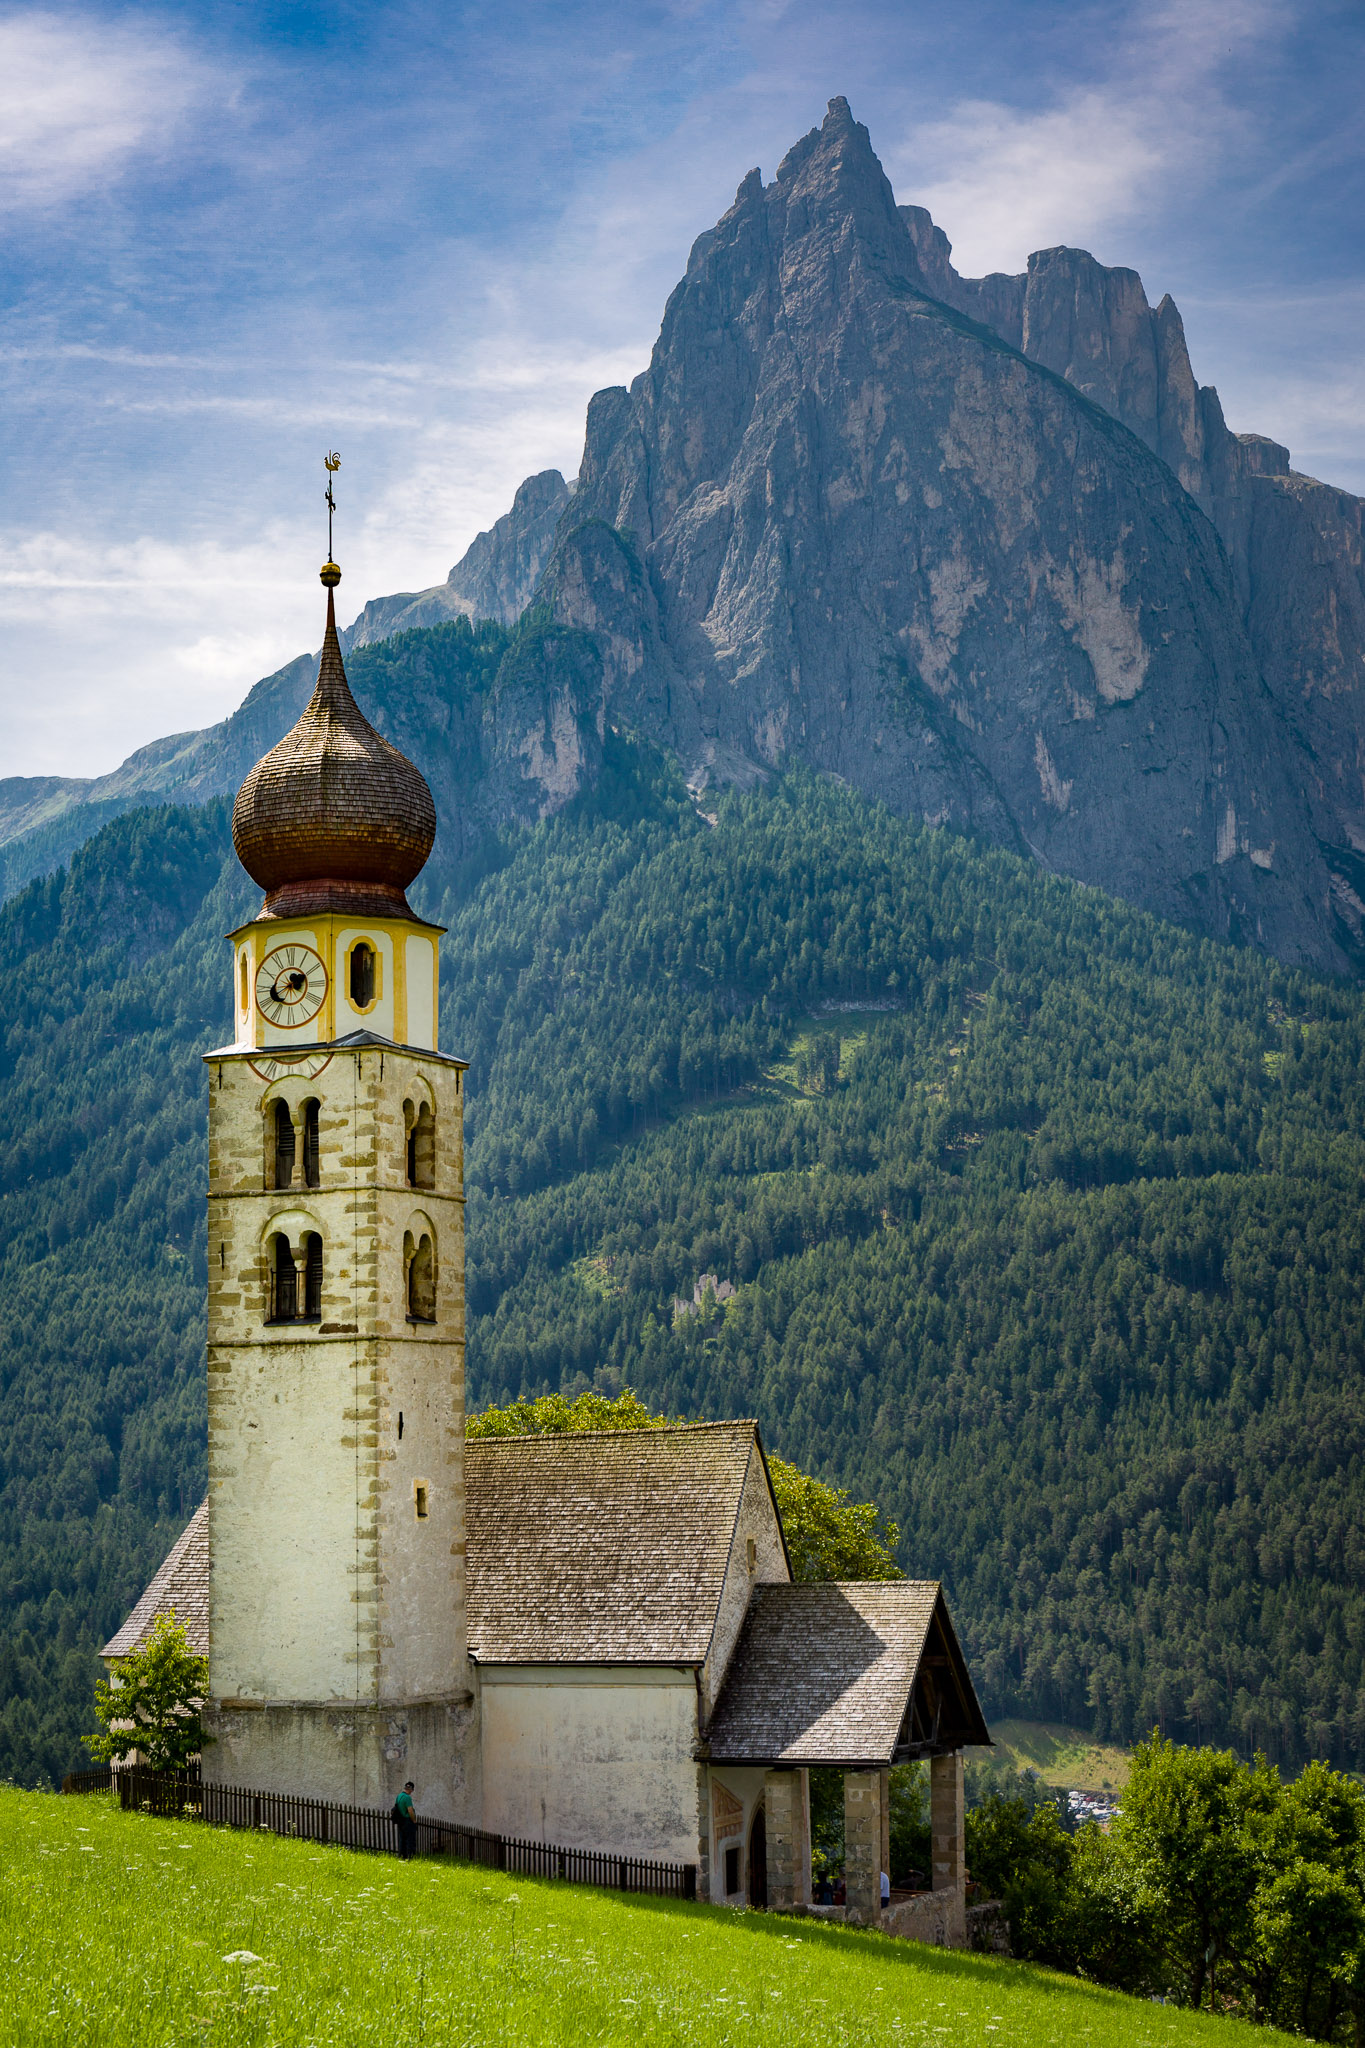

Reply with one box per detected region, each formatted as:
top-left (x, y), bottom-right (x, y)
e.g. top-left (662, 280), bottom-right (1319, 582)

top-left (201, 520), bottom-right (476, 1819)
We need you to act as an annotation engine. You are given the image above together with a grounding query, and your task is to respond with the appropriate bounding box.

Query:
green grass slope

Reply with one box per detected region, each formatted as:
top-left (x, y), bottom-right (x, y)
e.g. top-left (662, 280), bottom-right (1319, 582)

top-left (973, 1721), bottom-right (1132, 1792)
top-left (3, 742), bottom-right (1365, 1782)
top-left (0, 1789), bottom-right (1288, 2048)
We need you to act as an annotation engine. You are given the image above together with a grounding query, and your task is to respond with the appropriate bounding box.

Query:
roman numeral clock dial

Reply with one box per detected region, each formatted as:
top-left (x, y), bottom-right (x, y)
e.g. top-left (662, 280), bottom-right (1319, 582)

top-left (255, 944), bottom-right (328, 1029)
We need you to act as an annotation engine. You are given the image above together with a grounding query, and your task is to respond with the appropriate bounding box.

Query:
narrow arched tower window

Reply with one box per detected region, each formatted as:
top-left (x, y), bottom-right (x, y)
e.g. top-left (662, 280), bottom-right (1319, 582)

top-left (406, 1231), bottom-right (436, 1322)
top-left (407, 1102), bottom-right (435, 1189)
top-left (301, 1099), bottom-right (320, 1187)
top-left (270, 1234), bottom-right (298, 1322)
top-left (273, 1100), bottom-right (295, 1190)
top-left (302, 1232), bottom-right (323, 1319)
top-left (350, 942), bottom-right (375, 1008)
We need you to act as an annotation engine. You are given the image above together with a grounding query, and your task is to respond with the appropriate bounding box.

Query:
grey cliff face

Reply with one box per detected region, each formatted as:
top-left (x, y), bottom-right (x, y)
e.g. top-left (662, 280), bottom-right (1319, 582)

top-left (545, 97), bottom-right (1347, 968)
top-left (447, 469), bottom-right (572, 624)
top-left (344, 470), bottom-right (570, 651)
top-left (897, 197), bottom-right (1365, 942)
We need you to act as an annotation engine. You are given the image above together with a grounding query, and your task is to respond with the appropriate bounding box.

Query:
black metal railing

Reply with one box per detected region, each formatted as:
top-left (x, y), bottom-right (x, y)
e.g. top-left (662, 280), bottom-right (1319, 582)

top-left (415, 1814), bottom-right (696, 1897)
top-left (116, 1765), bottom-right (202, 1816)
top-left (108, 1768), bottom-right (695, 1899)
top-left (61, 1767), bottom-right (114, 1796)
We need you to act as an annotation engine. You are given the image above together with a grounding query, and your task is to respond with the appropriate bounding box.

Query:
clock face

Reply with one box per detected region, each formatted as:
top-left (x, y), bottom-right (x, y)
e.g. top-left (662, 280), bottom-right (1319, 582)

top-left (255, 944), bottom-right (328, 1029)
top-left (248, 1051), bottom-right (333, 1084)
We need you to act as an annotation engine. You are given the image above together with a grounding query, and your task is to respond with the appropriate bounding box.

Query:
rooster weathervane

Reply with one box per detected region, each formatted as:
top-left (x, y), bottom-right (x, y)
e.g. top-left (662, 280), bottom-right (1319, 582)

top-left (324, 450), bottom-right (341, 563)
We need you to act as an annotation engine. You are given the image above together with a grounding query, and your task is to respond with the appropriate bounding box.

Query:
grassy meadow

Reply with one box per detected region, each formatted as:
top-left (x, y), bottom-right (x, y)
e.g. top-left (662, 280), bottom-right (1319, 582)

top-left (0, 1789), bottom-right (1292, 2048)
top-left (976, 1720), bottom-right (1133, 1792)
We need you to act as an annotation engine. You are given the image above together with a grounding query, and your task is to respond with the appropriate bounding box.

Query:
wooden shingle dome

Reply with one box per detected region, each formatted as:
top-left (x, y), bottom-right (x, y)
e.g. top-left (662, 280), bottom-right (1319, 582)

top-left (232, 566), bottom-right (436, 919)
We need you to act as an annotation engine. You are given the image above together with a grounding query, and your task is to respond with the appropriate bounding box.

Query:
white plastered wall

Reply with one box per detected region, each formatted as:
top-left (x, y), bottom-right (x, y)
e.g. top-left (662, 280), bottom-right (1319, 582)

top-left (479, 1666), bottom-right (702, 1865)
top-left (404, 933), bottom-right (437, 1048)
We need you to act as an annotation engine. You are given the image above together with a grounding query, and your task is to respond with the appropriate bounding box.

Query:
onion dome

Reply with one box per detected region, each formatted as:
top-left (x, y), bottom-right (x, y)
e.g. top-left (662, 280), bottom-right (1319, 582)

top-left (232, 565), bottom-right (436, 920)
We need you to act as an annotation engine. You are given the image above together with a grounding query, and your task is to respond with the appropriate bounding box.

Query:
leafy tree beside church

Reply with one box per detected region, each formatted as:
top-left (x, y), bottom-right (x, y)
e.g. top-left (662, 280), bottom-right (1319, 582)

top-left (87, 1613), bottom-right (206, 1773)
top-left (468, 1388), bottom-right (902, 1583)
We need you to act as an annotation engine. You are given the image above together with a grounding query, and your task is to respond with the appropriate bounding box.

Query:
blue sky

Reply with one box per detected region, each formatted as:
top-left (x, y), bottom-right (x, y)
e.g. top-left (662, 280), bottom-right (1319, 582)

top-left (1, 0), bottom-right (1361, 777)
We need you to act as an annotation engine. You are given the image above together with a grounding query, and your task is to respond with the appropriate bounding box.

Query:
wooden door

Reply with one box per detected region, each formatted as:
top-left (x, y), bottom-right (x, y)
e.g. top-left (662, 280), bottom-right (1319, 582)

top-left (748, 1806), bottom-right (767, 1909)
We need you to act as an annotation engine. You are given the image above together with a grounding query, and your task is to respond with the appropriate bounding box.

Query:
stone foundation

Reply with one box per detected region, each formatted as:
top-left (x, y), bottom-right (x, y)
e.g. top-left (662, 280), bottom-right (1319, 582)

top-left (883, 1884), bottom-right (967, 1947)
top-left (202, 1692), bottom-right (480, 1823)
top-left (967, 1900), bottom-right (1011, 1954)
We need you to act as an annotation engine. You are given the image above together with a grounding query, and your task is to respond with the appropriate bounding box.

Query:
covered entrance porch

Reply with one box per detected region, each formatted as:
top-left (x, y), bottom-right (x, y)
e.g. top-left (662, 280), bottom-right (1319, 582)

top-left (703, 1580), bottom-right (990, 1936)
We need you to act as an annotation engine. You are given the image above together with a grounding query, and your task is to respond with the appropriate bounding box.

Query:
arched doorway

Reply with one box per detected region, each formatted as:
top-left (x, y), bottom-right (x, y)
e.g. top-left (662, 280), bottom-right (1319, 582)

top-left (748, 1805), bottom-right (767, 1908)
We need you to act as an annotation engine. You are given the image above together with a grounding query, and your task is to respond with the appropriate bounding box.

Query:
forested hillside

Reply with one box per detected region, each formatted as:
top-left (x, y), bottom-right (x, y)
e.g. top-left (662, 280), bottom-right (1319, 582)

top-left (3, 736), bottom-right (1364, 1784)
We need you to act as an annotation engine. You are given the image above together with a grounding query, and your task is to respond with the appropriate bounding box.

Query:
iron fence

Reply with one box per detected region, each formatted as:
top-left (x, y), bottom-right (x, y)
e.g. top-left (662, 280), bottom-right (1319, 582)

top-left (416, 1815), bottom-right (696, 1897)
top-left (108, 1768), bottom-right (695, 1899)
top-left (61, 1767), bottom-right (114, 1796)
top-left (116, 1766), bottom-right (201, 1817)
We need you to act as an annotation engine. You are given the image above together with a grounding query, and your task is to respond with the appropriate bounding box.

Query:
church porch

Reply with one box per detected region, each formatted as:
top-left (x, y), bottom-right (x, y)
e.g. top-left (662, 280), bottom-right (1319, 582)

top-left (704, 1580), bottom-right (988, 1938)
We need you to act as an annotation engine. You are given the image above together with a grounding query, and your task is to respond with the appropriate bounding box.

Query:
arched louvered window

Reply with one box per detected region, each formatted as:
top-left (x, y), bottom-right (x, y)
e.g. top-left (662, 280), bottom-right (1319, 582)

top-left (269, 1234), bottom-right (298, 1323)
top-left (302, 1231), bottom-right (323, 1319)
top-left (301, 1099), bottom-right (320, 1188)
top-left (272, 1100), bottom-right (295, 1190)
top-left (405, 1230), bottom-right (436, 1323)
top-left (406, 1101), bottom-right (435, 1189)
top-left (268, 1230), bottom-right (322, 1322)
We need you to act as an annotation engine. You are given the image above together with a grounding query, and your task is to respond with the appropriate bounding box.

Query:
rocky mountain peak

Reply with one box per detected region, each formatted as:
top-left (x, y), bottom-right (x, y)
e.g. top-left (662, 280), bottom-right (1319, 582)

top-left (547, 99), bottom-right (1358, 970)
top-left (5, 100), bottom-right (1362, 976)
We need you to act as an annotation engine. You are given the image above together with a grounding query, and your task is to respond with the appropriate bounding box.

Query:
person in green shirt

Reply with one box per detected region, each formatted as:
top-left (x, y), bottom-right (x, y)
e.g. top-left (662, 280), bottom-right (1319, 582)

top-left (394, 1782), bottom-right (417, 1860)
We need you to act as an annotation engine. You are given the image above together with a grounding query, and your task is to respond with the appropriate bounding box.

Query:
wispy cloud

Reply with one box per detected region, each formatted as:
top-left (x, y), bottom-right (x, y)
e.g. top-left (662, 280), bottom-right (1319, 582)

top-left (0, 526), bottom-right (318, 774)
top-left (0, 10), bottom-right (225, 213)
top-left (0, 0), bottom-right (1358, 776)
top-left (889, 0), bottom-right (1290, 274)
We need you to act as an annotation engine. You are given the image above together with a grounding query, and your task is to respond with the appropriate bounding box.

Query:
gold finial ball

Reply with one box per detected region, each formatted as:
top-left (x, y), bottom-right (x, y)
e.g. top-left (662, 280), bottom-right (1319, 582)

top-left (320, 560), bottom-right (342, 588)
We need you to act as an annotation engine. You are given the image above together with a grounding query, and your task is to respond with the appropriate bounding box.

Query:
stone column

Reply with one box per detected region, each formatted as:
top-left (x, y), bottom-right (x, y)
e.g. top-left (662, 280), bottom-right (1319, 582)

top-left (763, 1769), bottom-right (811, 1911)
top-left (879, 1766), bottom-right (891, 1896)
top-left (765, 1769), bottom-right (806, 1908)
top-left (930, 1751), bottom-right (965, 1911)
top-left (799, 1767), bottom-right (813, 1907)
top-left (843, 1769), bottom-right (884, 1924)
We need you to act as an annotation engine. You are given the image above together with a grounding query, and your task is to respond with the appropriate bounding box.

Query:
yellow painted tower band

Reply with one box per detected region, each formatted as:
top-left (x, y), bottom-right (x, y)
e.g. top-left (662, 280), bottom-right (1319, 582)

top-left (228, 909), bottom-right (443, 1052)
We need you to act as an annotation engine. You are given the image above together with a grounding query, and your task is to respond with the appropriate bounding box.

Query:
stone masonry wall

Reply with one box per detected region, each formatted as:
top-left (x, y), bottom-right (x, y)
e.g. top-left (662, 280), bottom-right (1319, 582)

top-left (204, 1038), bottom-right (472, 1815)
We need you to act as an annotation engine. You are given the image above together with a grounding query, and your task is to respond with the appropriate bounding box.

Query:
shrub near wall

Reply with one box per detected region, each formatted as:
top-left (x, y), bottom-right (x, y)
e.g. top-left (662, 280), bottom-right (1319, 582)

top-left (968, 1735), bottom-right (1365, 2039)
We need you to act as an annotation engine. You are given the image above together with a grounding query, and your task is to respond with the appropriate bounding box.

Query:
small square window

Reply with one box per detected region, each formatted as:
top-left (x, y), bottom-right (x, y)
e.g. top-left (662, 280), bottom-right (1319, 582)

top-left (746, 1537), bottom-right (756, 1574)
top-left (414, 1483), bottom-right (429, 1521)
top-left (724, 1844), bottom-right (741, 1895)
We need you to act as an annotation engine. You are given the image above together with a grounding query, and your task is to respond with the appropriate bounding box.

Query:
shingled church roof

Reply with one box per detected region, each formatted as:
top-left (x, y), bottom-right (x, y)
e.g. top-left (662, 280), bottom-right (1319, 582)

top-left (102, 1500), bottom-right (209, 1660)
top-left (105, 1422), bottom-right (787, 1668)
top-left (706, 1580), bottom-right (991, 1766)
top-left (464, 1420), bottom-right (784, 1664)
top-left (103, 1434), bottom-right (991, 1771)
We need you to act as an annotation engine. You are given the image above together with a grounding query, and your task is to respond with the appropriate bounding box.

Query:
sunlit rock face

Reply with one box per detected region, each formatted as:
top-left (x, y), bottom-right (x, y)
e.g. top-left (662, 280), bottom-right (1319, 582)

top-left (541, 98), bottom-right (1352, 970)
top-left (344, 471), bottom-right (572, 651)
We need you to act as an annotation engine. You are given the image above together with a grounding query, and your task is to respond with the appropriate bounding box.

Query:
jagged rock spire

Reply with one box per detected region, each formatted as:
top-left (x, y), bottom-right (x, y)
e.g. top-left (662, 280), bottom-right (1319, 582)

top-left (232, 564), bottom-right (436, 920)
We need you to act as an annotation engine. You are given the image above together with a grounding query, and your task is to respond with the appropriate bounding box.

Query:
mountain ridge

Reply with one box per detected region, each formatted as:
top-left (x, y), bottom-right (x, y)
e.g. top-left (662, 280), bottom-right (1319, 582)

top-left (3, 97), bottom-right (1362, 975)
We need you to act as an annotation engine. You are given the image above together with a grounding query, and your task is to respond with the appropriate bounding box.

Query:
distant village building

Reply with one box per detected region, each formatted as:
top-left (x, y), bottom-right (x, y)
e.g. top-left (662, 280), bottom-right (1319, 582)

top-left (107, 553), bottom-right (988, 1930)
